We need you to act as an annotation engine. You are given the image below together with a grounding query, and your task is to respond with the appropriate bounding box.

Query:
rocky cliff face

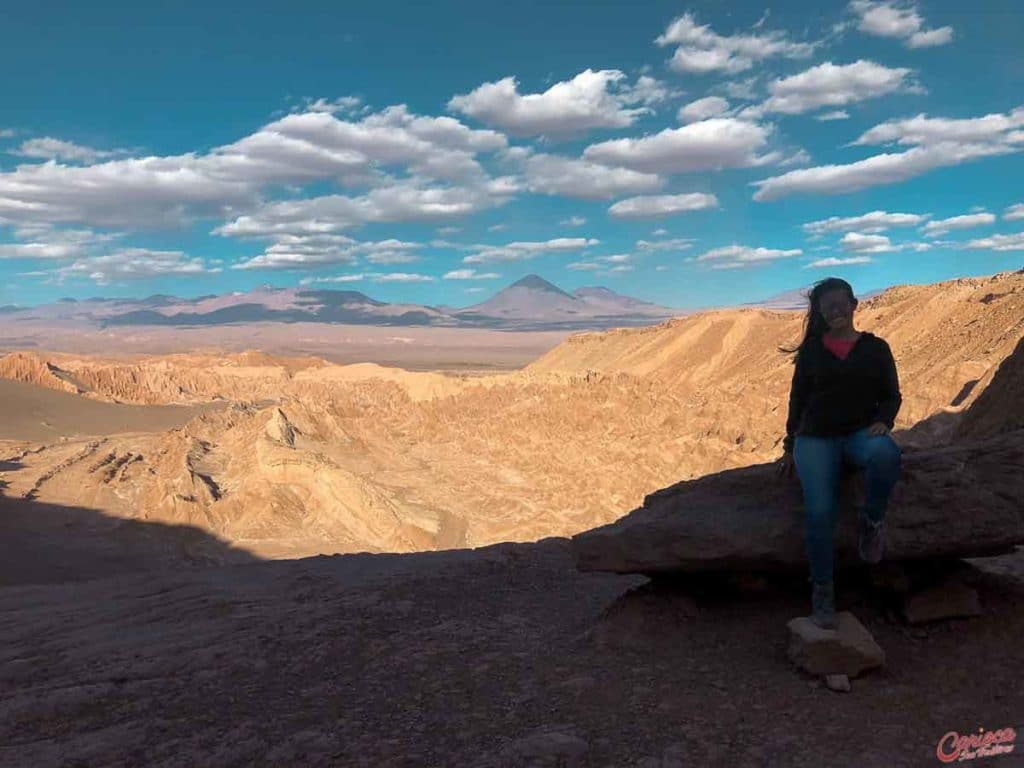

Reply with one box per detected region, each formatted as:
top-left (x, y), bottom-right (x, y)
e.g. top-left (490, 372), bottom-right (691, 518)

top-left (572, 324), bottom-right (1024, 576)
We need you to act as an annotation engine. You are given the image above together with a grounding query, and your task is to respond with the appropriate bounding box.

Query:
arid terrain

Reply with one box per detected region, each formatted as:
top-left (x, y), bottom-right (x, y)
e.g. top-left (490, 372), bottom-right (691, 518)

top-left (1, 269), bottom-right (1022, 767)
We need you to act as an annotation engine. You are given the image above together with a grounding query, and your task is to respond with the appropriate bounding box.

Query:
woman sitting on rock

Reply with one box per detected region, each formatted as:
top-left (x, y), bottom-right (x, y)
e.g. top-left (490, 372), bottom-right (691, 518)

top-left (777, 277), bottom-right (903, 629)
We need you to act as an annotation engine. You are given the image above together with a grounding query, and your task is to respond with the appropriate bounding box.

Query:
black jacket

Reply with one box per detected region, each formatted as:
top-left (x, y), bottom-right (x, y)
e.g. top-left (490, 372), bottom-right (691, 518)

top-left (783, 331), bottom-right (902, 453)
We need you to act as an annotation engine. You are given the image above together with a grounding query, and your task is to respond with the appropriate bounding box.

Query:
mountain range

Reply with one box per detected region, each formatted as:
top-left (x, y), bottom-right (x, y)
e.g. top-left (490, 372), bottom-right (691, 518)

top-left (2, 275), bottom-right (682, 331)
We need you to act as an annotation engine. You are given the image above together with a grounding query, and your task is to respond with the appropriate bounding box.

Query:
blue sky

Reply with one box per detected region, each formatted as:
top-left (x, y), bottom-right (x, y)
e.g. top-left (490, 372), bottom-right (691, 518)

top-left (0, 0), bottom-right (1021, 310)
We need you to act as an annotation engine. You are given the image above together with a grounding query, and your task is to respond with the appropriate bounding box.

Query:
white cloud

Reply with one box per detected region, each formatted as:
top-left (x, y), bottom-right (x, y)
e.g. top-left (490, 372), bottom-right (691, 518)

top-left (655, 12), bottom-right (816, 74)
top-left (443, 269), bottom-right (501, 280)
top-left (1005, 204), bottom-right (1024, 221)
top-left (805, 256), bottom-right (873, 268)
top-left (678, 97), bottom-right (730, 123)
top-left (724, 77), bottom-right (761, 100)
top-left (849, 1), bottom-right (953, 49)
top-left (232, 235), bottom-right (421, 271)
top-left (583, 118), bottom-right (773, 175)
top-left (567, 253), bottom-right (633, 272)
top-left (522, 153), bottom-right (664, 199)
top-left (965, 233), bottom-right (1024, 252)
top-left (51, 248), bottom-right (216, 284)
top-left (299, 273), bottom-right (365, 284)
top-left (608, 193), bottom-right (719, 219)
top-left (560, 216), bottom-right (587, 227)
top-left (651, 228), bottom-right (668, 236)
top-left (448, 69), bottom-right (656, 138)
top-left (372, 272), bottom-right (435, 283)
top-left (754, 107), bottom-right (1024, 200)
top-left (839, 232), bottom-right (898, 253)
top-left (694, 244), bottom-right (802, 269)
top-left (815, 110), bottom-right (850, 122)
top-left (0, 129), bottom-right (15, 139)
top-left (803, 210), bottom-right (928, 235)
top-left (921, 212), bottom-right (995, 237)
top-left (853, 108), bottom-right (1024, 146)
top-left (436, 226), bottom-right (461, 235)
top-left (487, 223), bottom-right (509, 232)
top-left (617, 75), bottom-right (682, 108)
top-left (0, 107), bottom-right (512, 229)
top-left (636, 238), bottom-right (694, 251)
top-left (0, 226), bottom-right (121, 260)
top-left (365, 250), bottom-right (420, 265)
top-left (217, 179), bottom-right (516, 239)
top-left (15, 137), bottom-right (128, 164)
top-left (303, 96), bottom-right (363, 114)
top-left (908, 27), bottom-right (953, 48)
top-left (463, 237), bottom-right (598, 264)
top-left (762, 60), bottom-right (917, 115)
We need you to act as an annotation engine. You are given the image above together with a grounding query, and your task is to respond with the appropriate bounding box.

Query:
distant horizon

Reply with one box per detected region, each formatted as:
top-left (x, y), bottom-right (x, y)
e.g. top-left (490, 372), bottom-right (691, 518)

top-left (5, 267), bottom-right (1017, 315)
top-left (1, 0), bottom-right (1021, 309)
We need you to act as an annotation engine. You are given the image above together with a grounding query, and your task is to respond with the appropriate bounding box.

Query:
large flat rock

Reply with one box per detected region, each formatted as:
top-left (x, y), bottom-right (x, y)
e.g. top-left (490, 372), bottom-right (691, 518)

top-left (572, 431), bottom-right (1024, 576)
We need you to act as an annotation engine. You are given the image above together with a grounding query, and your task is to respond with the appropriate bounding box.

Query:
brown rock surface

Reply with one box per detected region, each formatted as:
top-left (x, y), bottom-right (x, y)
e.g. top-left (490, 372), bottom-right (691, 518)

top-left (787, 612), bottom-right (886, 676)
top-left (572, 298), bottom-right (1024, 577)
top-left (902, 581), bottom-right (985, 625)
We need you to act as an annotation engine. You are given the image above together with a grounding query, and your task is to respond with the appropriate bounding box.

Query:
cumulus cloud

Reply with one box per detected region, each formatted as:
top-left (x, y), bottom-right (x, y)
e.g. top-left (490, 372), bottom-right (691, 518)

top-left (753, 106), bottom-right (1024, 201)
top-left (848, 1), bottom-right (953, 49)
top-left (301, 271), bottom-right (435, 283)
top-left (839, 232), bottom-right (898, 253)
top-left (636, 238), bottom-right (694, 251)
top-left (231, 235), bottom-right (421, 271)
top-left (852, 108), bottom-right (1024, 146)
top-left (815, 110), bottom-right (850, 122)
top-left (584, 118), bottom-right (773, 175)
top-left (921, 212), bottom-right (995, 237)
top-left (0, 226), bottom-right (121, 260)
top-left (463, 237), bottom-right (598, 264)
top-left (678, 97), bottom-right (731, 123)
top-left (302, 96), bottom-right (364, 114)
top-left (655, 12), bottom-right (816, 74)
top-left (805, 256), bottom-right (873, 268)
top-left (217, 180), bottom-right (516, 239)
top-left (372, 272), bottom-right (435, 282)
top-left (50, 248), bottom-right (216, 284)
top-left (448, 69), bottom-right (658, 138)
top-left (443, 269), bottom-right (501, 280)
top-left (0, 107), bottom-right (511, 230)
top-left (803, 210), bottom-right (928, 235)
top-left (694, 244), bottom-right (802, 269)
top-left (608, 193), bottom-right (719, 219)
top-left (1005, 203), bottom-right (1024, 221)
top-left (762, 60), bottom-right (917, 115)
top-left (965, 233), bottom-right (1024, 251)
top-left (522, 153), bottom-right (664, 199)
top-left (16, 137), bottom-right (129, 164)
top-left (299, 273), bottom-right (365, 284)
top-left (567, 253), bottom-right (633, 272)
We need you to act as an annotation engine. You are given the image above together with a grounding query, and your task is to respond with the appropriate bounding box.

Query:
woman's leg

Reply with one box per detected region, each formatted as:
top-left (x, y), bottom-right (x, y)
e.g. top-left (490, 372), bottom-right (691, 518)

top-left (842, 428), bottom-right (902, 524)
top-left (793, 435), bottom-right (844, 585)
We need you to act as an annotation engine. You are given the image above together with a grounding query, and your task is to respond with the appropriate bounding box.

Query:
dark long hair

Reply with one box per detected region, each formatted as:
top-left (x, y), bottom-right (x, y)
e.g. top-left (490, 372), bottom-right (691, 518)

top-left (779, 277), bottom-right (857, 356)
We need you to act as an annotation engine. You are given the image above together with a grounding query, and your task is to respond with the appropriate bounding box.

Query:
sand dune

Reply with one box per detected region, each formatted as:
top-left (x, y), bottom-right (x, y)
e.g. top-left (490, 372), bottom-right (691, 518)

top-left (0, 379), bottom-right (221, 442)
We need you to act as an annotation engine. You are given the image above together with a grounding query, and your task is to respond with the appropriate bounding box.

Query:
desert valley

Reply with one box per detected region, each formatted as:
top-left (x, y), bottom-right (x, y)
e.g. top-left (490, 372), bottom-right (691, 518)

top-left (1, 269), bottom-right (1023, 767)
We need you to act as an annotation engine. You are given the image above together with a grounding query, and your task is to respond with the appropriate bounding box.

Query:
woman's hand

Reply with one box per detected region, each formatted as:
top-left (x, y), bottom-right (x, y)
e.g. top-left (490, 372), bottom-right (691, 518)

top-left (776, 451), bottom-right (795, 479)
top-left (867, 421), bottom-right (890, 436)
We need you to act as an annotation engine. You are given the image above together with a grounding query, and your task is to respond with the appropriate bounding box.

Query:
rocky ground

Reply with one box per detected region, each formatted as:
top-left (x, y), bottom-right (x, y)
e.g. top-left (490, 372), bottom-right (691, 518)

top-left (2, 539), bottom-right (1023, 768)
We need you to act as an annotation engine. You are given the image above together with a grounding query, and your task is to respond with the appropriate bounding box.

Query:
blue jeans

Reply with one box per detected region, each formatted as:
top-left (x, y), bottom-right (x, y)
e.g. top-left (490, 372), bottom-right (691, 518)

top-left (794, 427), bottom-right (902, 585)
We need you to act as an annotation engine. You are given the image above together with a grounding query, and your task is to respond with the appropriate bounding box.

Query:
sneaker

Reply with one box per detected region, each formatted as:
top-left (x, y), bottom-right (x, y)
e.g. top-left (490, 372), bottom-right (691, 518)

top-left (811, 580), bottom-right (838, 629)
top-left (859, 515), bottom-right (886, 564)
